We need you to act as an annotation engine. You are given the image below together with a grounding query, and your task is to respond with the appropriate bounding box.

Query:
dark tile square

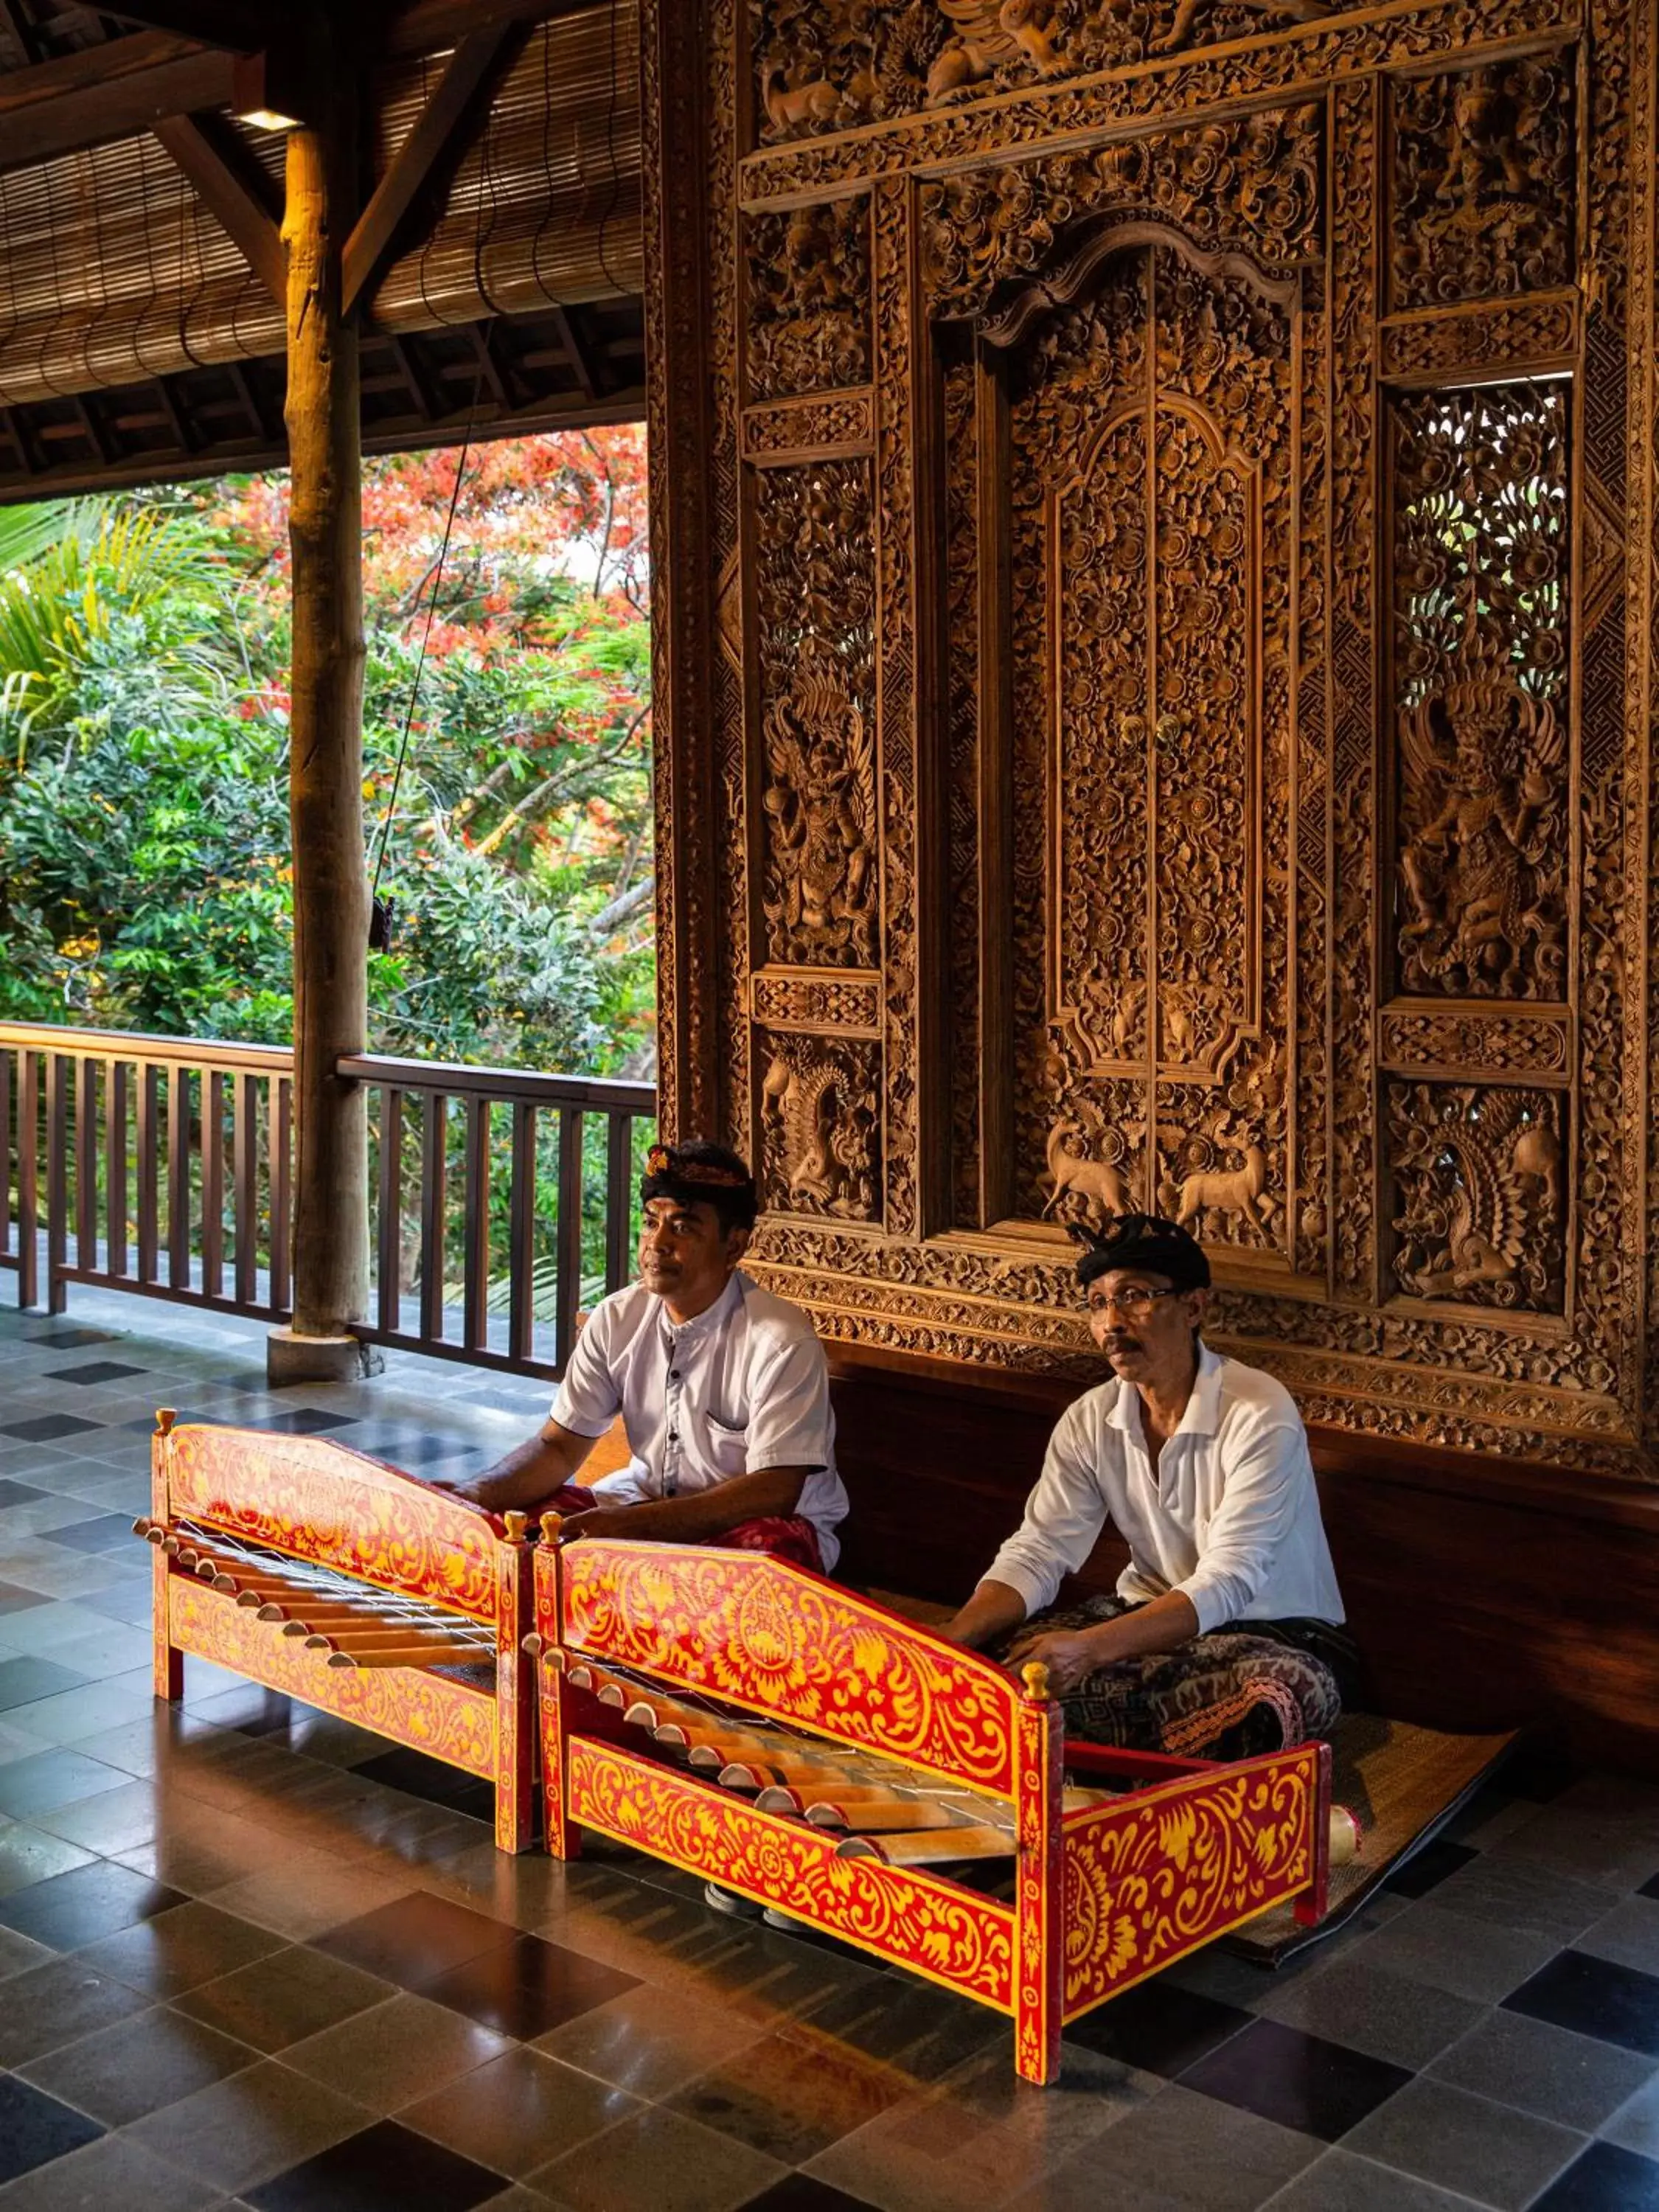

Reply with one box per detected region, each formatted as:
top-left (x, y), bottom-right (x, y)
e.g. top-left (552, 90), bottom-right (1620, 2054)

top-left (0, 1412), bottom-right (105, 1441)
top-left (668, 2029), bottom-right (914, 2165)
top-left (0, 1478), bottom-right (48, 1508)
top-left (0, 1955), bottom-right (153, 2067)
top-left (314, 1891), bottom-right (518, 1988)
top-left (353, 1745), bottom-right (494, 1817)
top-left (1508, 1951), bottom-right (1659, 2057)
top-left (75, 1900), bottom-right (288, 1997)
top-left (419, 1931), bottom-right (641, 2038)
top-left (173, 1944), bottom-right (396, 2053)
top-left (1061, 1977), bottom-right (1252, 2077)
top-left (342, 1428), bottom-right (487, 1467)
top-left (246, 1408), bottom-right (358, 1436)
top-left (44, 1360), bottom-right (145, 1384)
top-left (20, 2003), bottom-right (257, 2125)
top-left (0, 1655), bottom-right (92, 1711)
top-left (1533, 2141), bottom-right (1659, 2210)
top-left (1641, 1874), bottom-right (1659, 1902)
top-left (1381, 1837), bottom-right (1480, 1899)
top-left (41, 1513), bottom-right (145, 1555)
top-left (0, 1856), bottom-right (186, 1947)
top-left (0, 1745), bottom-right (131, 1820)
top-left (1180, 2017), bottom-right (1413, 2143)
top-left (246, 2118), bottom-right (504, 2212)
top-left (745, 2184), bottom-right (885, 2212)
top-left (0, 1579), bottom-right (53, 1614)
top-left (0, 2072), bottom-right (105, 2184)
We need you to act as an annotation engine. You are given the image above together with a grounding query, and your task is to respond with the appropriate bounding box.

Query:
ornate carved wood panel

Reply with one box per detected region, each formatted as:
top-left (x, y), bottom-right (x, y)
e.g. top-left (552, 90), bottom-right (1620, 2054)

top-left (647, 0), bottom-right (1659, 1476)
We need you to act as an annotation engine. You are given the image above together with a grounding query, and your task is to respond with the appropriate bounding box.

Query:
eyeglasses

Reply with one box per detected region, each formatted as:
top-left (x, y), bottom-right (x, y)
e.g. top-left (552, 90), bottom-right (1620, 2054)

top-left (1087, 1286), bottom-right (1185, 1321)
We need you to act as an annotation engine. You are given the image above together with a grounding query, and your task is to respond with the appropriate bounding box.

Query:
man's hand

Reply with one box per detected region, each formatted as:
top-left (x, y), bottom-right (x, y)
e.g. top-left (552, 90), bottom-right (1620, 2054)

top-left (435, 1420), bottom-right (595, 1514)
top-left (1004, 1625), bottom-right (1113, 1697)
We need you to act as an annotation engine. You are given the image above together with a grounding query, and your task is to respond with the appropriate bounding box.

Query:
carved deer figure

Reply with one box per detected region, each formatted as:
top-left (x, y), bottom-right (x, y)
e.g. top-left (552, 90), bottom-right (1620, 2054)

top-left (1175, 1138), bottom-right (1270, 1231)
top-left (761, 68), bottom-right (841, 133)
top-left (1043, 1123), bottom-right (1131, 1221)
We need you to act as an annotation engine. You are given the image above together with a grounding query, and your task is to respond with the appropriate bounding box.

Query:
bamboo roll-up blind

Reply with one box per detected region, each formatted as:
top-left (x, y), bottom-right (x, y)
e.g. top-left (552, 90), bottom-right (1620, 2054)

top-left (374, 4), bottom-right (643, 331)
top-left (0, 1), bottom-right (641, 411)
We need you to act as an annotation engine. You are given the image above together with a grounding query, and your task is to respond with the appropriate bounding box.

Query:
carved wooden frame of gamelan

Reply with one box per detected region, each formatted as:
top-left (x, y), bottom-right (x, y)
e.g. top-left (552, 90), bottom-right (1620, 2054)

top-left (530, 1531), bottom-right (1333, 2084)
top-left (644, 0), bottom-right (1659, 1477)
top-left (145, 1414), bottom-right (538, 1852)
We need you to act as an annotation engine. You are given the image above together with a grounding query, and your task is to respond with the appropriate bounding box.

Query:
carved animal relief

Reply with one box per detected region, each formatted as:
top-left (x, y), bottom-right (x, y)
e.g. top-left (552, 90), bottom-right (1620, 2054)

top-left (655, 0), bottom-right (1659, 1469)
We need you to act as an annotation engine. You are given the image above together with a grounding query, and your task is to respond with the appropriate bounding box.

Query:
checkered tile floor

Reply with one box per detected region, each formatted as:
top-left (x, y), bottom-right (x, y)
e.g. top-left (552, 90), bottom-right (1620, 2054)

top-left (0, 1295), bottom-right (1656, 2210)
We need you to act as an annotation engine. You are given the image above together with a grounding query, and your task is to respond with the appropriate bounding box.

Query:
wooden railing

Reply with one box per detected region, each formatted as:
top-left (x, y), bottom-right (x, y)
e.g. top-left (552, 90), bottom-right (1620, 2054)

top-left (0, 1022), bottom-right (655, 1380)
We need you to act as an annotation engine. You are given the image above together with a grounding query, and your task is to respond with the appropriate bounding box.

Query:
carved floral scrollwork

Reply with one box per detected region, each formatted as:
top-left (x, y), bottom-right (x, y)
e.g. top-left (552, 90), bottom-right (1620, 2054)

top-left (1391, 383), bottom-right (1570, 1001)
top-left (752, 460), bottom-right (878, 967)
top-left (1386, 1082), bottom-right (1565, 1311)
top-left (1379, 296), bottom-right (1576, 380)
top-left (1388, 51), bottom-right (1576, 310)
top-left (745, 198), bottom-right (872, 400)
top-left (920, 105), bottom-right (1323, 322)
top-left (749, 0), bottom-right (1344, 146)
top-left (759, 1034), bottom-right (880, 1217)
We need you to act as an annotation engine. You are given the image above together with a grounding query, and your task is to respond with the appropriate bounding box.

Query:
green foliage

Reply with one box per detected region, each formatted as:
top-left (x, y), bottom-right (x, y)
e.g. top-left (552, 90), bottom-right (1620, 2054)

top-left (0, 436), bottom-right (654, 1081)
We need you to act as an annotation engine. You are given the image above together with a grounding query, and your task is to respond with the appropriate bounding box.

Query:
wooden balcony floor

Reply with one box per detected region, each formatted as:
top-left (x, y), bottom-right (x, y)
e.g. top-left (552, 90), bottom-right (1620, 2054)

top-left (0, 1296), bottom-right (1654, 2211)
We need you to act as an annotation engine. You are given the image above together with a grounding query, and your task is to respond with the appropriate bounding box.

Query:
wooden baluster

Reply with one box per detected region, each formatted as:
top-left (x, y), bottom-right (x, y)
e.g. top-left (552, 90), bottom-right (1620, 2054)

top-left (462, 1093), bottom-right (490, 1352)
top-left (167, 1065), bottom-right (192, 1291)
top-left (271, 1074), bottom-right (293, 1314)
top-left (203, 1071), bottom-right (226, 1298)
top-left (376, 1084), bottom-right (402, 1336)
top-left (420, 1091), bottom-right (447, 1344)
top-left (17, 1048), bottom-right (38, 1310)
top-left (105, 1058), bottom-right (128, 1279)
top-left (45, 1051), bottom-right (68, 1314)
top-left (136, 1064), bottom-right (160, 1284)
top-left (507, 1099), bottom-right (536, 1364)
top-left (74, 1055), bottom-right (97, 1273)
top-left (554, 1107), bottom-right (582, 1371)
top-left (234, 1071), bottom-right (258, 1309)
top-left (605, 1111), bottom-right (633, 1294)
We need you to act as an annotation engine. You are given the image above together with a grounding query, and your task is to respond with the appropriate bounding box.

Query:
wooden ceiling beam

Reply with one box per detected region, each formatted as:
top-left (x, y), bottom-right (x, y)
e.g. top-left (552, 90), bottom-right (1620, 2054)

top-left (0, 0), bottom-right (44, 68)
top-left (0, 30), bottom-right (234, 171)
top-left (153, 111), bottom-right (285, 305)
top-left (91, 1), bottom-right (268, 51)
top-left (380, 0), bottom-right (600, 61)
top-left (341, 23), bottom-right (526, 318)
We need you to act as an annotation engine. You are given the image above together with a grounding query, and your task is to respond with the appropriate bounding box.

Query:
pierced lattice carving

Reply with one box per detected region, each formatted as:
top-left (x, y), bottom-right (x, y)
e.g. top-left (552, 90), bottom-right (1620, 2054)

top-left (1390, 383), bottom-right (1570, 1001)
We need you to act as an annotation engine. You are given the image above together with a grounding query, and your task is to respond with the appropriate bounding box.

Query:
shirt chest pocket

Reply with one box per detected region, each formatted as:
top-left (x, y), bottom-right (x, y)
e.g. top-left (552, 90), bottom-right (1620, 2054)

top-left (703, 1411), bottom-right (749, 1475)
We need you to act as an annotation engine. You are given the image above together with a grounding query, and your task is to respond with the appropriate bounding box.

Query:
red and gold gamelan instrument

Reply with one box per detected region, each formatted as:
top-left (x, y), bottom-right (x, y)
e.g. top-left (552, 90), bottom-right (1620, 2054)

top-left (137, 1411), bottom-right (538, 1851)
top-left (528, 1530), bottom-right (1346, 2086)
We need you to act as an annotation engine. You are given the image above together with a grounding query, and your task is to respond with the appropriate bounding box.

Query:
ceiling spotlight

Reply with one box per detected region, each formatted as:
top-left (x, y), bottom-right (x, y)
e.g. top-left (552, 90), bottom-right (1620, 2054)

top-left (232, 51), bottom-right (304, 132)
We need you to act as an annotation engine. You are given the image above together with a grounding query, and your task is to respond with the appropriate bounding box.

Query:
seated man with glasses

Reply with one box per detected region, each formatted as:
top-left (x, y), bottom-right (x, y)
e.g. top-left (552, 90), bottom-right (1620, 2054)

top-left (939, 1212), bottom-right (1356, 1758)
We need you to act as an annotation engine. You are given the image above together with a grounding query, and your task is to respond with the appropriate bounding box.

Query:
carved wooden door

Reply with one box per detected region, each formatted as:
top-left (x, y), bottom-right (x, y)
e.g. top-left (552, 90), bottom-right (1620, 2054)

top-left (995, 234), bottom-right (1295, 1276)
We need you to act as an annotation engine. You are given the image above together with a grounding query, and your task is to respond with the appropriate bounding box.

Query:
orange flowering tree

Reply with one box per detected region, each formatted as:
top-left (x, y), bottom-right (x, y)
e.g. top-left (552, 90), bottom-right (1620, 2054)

top-left (0, 427), bottom-right (653, 1079)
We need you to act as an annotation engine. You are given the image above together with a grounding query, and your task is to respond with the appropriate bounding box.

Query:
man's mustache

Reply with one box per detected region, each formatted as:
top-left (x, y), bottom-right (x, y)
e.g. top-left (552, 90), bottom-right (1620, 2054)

top-left (1105, 1334), bottom-right (1142, 1355)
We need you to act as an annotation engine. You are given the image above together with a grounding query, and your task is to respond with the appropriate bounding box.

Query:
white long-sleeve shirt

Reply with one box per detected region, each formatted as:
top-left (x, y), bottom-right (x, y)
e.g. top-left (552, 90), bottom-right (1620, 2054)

top-left (985, 1344), bottom-right (1343, 1634)
top-left (551, 1270), bottom-right (849, 1569)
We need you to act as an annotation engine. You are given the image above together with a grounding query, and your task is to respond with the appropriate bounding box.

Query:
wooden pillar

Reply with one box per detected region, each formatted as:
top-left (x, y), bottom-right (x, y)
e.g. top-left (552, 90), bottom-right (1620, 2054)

top-left (271, 60), bottom-right (369, 1375)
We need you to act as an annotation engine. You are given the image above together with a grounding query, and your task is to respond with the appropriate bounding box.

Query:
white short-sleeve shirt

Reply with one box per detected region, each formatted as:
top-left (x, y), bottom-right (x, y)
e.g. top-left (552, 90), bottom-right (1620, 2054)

top-left (551, 1270), bottom-right (848, 1570)
top-left (985, 1344), bottom-right (1343, 1634)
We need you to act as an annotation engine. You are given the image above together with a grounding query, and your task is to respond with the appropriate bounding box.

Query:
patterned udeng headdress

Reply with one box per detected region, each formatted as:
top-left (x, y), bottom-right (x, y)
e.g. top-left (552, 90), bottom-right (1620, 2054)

top-left (1068, 1211), bottom-right (1211, 1293)
top-left (639, 1141), bottom-right (759, 1228)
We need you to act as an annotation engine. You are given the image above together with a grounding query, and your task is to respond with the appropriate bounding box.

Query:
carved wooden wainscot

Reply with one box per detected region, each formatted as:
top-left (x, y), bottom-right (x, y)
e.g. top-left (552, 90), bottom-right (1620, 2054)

top-left (647, 0), bottom-right (1659, 1473)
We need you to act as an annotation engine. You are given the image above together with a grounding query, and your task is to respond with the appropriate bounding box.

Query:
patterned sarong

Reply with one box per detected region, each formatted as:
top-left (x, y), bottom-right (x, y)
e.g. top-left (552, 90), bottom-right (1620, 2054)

top-left (990, 1595), bottom-right (1359, 1759)
top-left (543, 1483), bottom-right (823, 1572)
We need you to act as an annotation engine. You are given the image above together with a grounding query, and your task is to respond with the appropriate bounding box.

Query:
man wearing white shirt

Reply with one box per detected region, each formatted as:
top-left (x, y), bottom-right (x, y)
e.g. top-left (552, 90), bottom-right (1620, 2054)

top-left (941, 1212), bottom-right (1355, 1757)
top-left (455, 1140), bottom-right (847, 1573)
